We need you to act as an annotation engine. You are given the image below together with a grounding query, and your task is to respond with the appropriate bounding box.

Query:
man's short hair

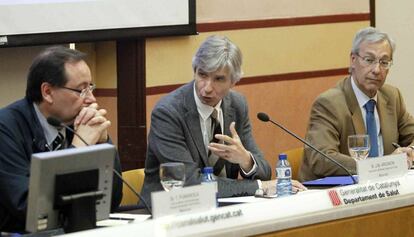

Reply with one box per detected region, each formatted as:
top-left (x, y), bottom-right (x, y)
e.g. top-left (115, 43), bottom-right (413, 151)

top-left (351, 27), bottom-right (396, 57)
top-left (26, 46), bottom-right (86, 103)
top-left (192, 35), bottom-right (243, 83)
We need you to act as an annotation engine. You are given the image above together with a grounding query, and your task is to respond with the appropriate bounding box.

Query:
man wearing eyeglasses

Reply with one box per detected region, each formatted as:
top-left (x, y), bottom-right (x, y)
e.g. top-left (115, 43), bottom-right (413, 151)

top-left (0, 46), bottom-right (122, 232)
top-left (299, 27), bottom-right (414, 182)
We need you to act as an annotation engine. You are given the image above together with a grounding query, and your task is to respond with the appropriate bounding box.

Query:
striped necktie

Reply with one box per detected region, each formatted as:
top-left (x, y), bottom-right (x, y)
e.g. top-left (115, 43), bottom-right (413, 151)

top-left (51, 132), bottom-right (64, 151)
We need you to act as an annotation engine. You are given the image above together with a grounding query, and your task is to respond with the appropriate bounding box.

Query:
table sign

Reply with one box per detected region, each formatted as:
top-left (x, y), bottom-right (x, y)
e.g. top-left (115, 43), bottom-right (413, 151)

top-left (327, 176), bottom-right (410, 207)
top-left (60, 174), bottom-right (414, 237)
top-left (357, 153), bottom-right (408, 184)
top-left (151, 184), bottom-right (216, 219)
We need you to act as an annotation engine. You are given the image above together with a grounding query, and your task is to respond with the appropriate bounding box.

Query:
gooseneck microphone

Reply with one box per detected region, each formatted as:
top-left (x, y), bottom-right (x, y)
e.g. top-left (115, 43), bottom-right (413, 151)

top-left (47, 117), bottom-right (89, 146)
top-left (257, 112), bottom-right (357, 184)
top-left (47, 117), bottom-right (153, 215)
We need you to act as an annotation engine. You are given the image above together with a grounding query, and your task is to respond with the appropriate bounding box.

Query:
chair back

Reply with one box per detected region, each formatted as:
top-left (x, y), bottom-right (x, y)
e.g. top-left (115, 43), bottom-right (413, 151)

top-left (283, 147), bottom-right (304, 180)
top-left (120, 168), bottom-right (145, 206)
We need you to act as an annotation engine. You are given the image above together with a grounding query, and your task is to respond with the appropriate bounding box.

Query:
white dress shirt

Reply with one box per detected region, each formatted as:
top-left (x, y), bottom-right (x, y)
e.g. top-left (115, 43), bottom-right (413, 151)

top-left (351, 77), bottom-right (384, 156)
top-left (33, 103), bottom-right (66, 151)
top-left (193, 84), bottom-right (257, 175)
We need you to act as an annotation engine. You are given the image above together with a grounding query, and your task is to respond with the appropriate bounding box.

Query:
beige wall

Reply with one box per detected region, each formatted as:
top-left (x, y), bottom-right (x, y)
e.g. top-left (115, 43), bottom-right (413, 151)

top-left (145, 1), bottom-right (370, 177)
top-left (0, 42), bottom-right (118, 142)
top-left (146, 22), bottom-right (367, 87)
top-left (75, 42), bottom-right (118, 143)
top-left (0, 1), bottom-right (373, 176)
top-left (3, 1), bottom-right (414, 178)
top-left (376, 0), bottom-right (414, 114)
top-left (95, 42), bottom-right (117, 88)
top-left (0, 46), bottom-right (46, 107)
top-left (0, 42), bottom-right (116, 106)
top-left (197, 0), bottom-right (368, 22)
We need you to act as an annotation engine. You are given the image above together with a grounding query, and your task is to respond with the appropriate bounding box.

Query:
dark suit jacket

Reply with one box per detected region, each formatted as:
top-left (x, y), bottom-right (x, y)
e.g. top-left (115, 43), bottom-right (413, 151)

top-left (141, 81), bottom-right (271, 206)
top-left (0, 98), bottom-right (123, 232)
top-left (299, 77), bottom-right (414, 181)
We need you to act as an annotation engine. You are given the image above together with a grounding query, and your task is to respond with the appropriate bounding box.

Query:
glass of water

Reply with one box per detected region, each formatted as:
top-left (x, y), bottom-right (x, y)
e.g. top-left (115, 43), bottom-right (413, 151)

top-left (159, 162), bottom-right (185, 191)
top-left (348, 134), bottom-right (370, 161)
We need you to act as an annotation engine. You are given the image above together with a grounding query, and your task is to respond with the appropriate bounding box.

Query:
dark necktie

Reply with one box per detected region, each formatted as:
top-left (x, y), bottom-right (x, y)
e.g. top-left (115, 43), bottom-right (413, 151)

top-left (364, 99), bottom-right (379, 157)
top-left (210, 109), bottom-right (221, 144)
top-left (51, 132), bottom-right (64, 151)
top-left (209, 109), bottom-right (226, 176)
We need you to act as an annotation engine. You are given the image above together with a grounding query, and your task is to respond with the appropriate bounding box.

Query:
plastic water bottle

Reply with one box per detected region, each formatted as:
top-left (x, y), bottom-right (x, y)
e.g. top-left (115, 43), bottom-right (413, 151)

top-left (276, 153), bottom-right (292, 197)
top-left (201, 167), bottom-right (218, 206)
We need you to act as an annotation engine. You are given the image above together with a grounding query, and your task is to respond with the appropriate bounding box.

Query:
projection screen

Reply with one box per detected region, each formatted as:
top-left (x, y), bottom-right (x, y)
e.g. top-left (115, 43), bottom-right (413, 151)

top-left (0, 0), bottom-right (196, 47)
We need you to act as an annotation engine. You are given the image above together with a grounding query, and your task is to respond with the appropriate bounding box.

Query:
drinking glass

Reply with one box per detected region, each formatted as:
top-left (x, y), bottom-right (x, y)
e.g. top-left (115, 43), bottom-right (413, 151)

top-left (159, 162), bottom-right (185, 191)
top-left (348, 135), bottom-right (370, 161)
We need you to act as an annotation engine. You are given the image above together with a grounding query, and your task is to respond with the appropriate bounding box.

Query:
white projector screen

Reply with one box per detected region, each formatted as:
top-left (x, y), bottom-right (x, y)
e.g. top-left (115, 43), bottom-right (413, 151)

top-left (0, 0), bottom-right (196, 47)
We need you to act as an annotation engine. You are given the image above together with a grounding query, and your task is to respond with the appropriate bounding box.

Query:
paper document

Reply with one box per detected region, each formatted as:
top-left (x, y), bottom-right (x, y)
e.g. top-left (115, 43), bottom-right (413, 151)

top-left (303, 176), bottom-right (358, 186)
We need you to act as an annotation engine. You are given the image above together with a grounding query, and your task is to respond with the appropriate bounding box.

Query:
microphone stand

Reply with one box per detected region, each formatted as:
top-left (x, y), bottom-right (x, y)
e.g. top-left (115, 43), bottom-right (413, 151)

top-left (47, 117), bottom-right (153, 215)
top-left (258, 114), bottom-right (357, 184)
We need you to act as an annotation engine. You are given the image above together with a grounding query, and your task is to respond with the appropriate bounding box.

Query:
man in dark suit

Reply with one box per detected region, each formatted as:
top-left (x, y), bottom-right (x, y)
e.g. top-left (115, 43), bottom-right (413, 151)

top-left (300, 27), bottom-right (414, 181)
top-left (141, 35), bottom-right (305, 206)
top-left (0, 46), bottom-right (122, 232)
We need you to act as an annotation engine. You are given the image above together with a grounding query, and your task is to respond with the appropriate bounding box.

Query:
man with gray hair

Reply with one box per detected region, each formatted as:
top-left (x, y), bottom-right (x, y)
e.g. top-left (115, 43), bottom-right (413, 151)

top-left (299, 27), bottom-right (414, 181)
top-left (141, 35), bottom-right (305, 206)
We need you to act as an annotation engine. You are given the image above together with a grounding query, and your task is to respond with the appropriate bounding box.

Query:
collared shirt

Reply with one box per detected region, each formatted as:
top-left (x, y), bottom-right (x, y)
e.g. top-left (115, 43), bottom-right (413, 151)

top-left (194, 90), bottom-right (223, 153)
top-left (193, 84), bottom-right (257, 175)
top-left (351, 77), bottom-right (384, 156)
top-left (33, 103), bottom-right (66, 151)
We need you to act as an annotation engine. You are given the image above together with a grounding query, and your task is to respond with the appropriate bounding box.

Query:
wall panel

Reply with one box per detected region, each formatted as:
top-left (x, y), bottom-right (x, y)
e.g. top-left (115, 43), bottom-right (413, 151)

top-left (146, 22), bottom-right (368, 88)
top-left (145, 1), bottom-right (371, 176)
top-left (236, 75), bottom-right (344, 178)
top-left (147, 74), bottom-right (347, 178)
top-left (376, 0), bottom-right (414, 114)
top-left (0, 0), bottom-right (372, 175)
top-left (197, 0), bottom-right (369, 23)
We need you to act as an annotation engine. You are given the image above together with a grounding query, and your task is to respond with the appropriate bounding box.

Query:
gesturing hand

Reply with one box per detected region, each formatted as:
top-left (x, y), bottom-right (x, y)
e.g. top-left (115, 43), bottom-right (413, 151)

top-left (208, 122), bottom-right (253, 171)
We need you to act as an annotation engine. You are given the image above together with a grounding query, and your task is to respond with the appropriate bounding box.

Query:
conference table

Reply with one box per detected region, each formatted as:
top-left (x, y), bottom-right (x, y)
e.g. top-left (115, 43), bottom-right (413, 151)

top-left (59, 170), bottom-right (414, 237)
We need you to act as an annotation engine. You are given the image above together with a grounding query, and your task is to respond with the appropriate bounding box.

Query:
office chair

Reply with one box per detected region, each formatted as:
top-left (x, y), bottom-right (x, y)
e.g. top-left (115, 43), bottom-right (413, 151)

top-left (120, 168), bottom-right (145, 206)
top-left (282, 147), bottom-right (304, 180)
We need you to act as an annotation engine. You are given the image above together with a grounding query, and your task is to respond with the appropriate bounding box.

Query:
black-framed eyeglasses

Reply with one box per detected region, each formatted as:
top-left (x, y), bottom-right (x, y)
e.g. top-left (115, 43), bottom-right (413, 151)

top-left (355, 53), bottom-right (393, 70)
top-left (61, 83), bottom-right (96, 98)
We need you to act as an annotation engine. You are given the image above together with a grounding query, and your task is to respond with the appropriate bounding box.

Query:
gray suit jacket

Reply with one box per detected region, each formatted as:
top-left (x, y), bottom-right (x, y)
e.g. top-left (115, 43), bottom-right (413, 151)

top-left (299, 77), bottom-right (414, 181)
top-left (141, 81), bottom-right (271, 206)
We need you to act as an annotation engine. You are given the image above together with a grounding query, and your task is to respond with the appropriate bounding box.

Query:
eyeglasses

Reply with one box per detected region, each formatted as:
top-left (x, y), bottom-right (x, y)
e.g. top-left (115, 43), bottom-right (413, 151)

top-left (61, 83), bottom-right (96, 98)
top-left (355, 53), bottom-right (393, 70)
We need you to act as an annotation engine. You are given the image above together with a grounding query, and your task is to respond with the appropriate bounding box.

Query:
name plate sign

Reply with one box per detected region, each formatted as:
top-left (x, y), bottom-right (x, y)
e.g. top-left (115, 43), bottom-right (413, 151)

top-left (357, 153), bottom-right (408, 184)
top-left (151, 184), bottom-right (216, 219)
top-left (327, 177), bottom-right (406, 207)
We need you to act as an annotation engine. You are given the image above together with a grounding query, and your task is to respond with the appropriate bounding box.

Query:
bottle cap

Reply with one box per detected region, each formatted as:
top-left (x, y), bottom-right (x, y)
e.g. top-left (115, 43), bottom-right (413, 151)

top-left (202, 167), bottom-right (214, 173)
top-left (279, 153), bottom-right (287, 160)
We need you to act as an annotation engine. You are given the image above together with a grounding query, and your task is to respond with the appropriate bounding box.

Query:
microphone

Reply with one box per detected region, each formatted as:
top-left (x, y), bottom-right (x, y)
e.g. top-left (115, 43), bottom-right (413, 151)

top-left (47, 117), bottom-right (89, 146)
top-left (47, 116), bottom-right (153, 215)
top-left (257, 112), bottom-right (357, 184)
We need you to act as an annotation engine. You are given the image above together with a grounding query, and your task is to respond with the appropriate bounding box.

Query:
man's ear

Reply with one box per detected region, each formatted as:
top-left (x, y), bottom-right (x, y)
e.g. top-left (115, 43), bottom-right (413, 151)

top-left (41, 82), bottom-right (54, 104)
top-left (349, 53), bottom-right (357, 72)
top-left (350, 53), bottom-right (357, 63)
